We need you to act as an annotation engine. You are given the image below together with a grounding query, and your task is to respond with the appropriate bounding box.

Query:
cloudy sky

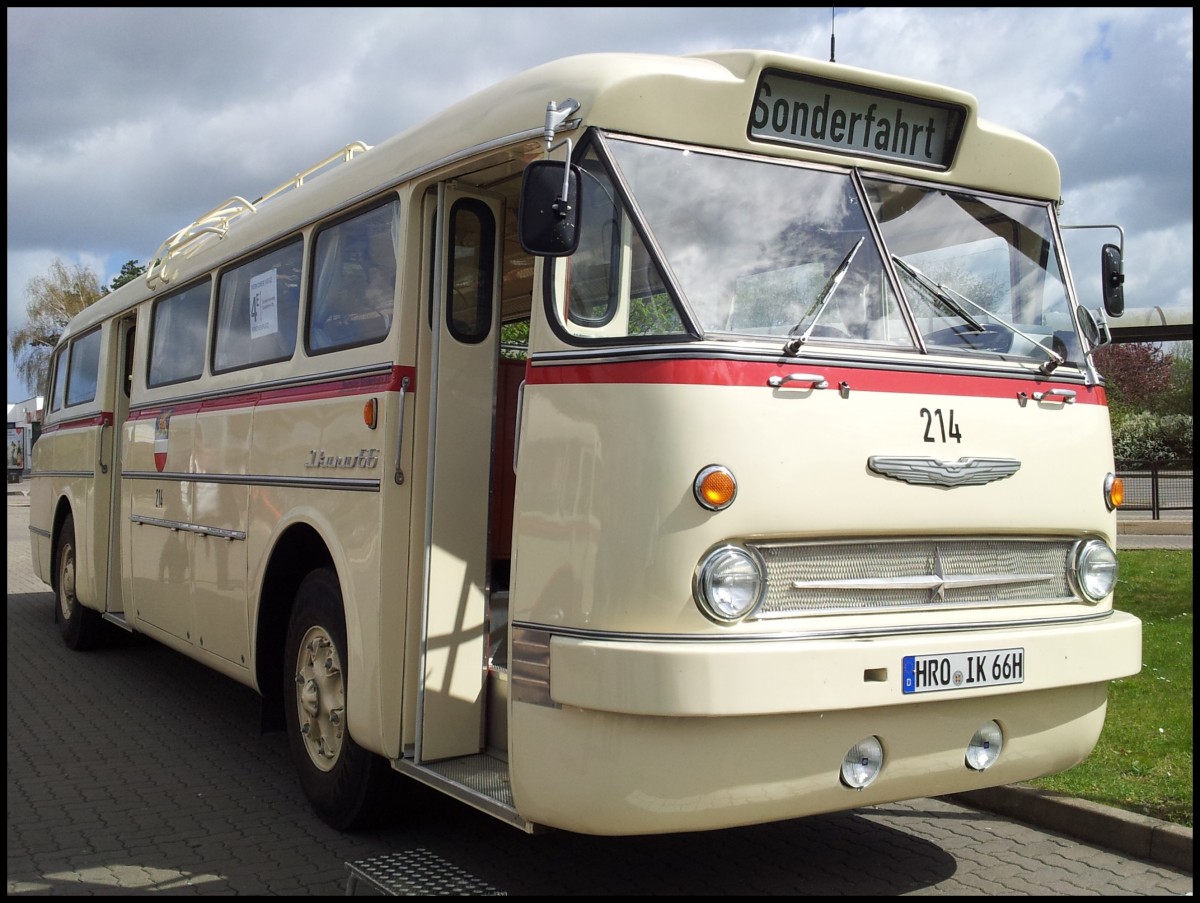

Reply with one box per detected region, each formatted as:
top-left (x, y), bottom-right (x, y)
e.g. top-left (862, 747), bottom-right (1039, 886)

top-left (6, 7), bottom-right (1193, 400)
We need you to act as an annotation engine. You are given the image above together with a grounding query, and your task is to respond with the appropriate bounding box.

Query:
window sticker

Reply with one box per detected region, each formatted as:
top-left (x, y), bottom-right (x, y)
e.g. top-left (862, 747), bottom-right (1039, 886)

top-left (250, 269), bottom-right (280, 339)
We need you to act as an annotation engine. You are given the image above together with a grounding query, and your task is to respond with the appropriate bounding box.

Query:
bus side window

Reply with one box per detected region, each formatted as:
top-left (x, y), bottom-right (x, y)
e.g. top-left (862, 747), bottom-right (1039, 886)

top-left (64, 328), bottom-right (103, 407)
top-left (446, 199), bottom-right (495, 344)
top-left (214, 239), bottom-right (303, 372)
top-left (49, 347), bottom-right (69, 413)
top-left (309, 199), bottom-right (399, 354)
top-left (148, 279), bottom-right (210, 387)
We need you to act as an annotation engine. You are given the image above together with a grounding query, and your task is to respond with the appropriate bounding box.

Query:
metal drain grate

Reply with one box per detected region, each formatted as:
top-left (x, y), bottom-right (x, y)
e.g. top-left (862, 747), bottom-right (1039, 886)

top-left (345, 847), bottom-right (506, 896)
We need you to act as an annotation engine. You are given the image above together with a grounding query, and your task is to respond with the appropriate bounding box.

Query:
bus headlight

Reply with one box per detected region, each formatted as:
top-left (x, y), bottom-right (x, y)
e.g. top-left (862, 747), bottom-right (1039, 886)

top-left (1071, 539), bottom-right (1118, 602)
top-left (840, 736), bottom-right (884, 789)
top-left (694, 544), bottom-right (765, 622)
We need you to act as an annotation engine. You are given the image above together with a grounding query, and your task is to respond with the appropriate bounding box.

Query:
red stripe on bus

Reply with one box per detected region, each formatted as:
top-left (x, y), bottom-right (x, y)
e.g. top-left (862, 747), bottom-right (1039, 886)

top-left (525, 358), bottom-right (1107, 404)
top-left (37, 412), bottom-right (114, 434)
top-left (125, 365), bottom-right (416, 420)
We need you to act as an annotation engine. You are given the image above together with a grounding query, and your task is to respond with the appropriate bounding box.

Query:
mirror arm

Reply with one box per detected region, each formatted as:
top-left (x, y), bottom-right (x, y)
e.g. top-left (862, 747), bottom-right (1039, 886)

top-left (553, 138), bottom-right (574, 217)
top-left (543, 98), bottom-right (580, 151)
top-left (541, 99), bottom-right (581, 219)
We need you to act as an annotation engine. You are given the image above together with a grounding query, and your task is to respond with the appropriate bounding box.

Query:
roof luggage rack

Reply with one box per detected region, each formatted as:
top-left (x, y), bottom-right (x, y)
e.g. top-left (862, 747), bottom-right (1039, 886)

top-left (145, 141), bottom-right (372, 289)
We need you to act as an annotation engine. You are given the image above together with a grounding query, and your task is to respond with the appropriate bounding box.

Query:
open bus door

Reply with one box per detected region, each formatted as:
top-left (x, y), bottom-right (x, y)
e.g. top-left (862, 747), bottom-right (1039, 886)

top-left (415, 184), bottom-right (504, 763)
top-left (103, 315), bottom-right (136, 623)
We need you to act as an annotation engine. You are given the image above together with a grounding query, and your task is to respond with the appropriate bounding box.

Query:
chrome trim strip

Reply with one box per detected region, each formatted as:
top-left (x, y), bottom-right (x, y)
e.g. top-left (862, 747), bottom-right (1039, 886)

top-left (129, 514), bottom-right (247, 541)
top-left (127, 362), bottom-right (397, 414)
top-left (29, 525), bottom-right (51, 539)
top-left (527, 343), bottom-right (1092, 385)
top-left (510, 608), bottom-right (1116, 645)
top-left (29, 470), bottom-right (94, 480)
top-left (121, 470), bottom-right (380, 492)
top-left (789, 573), bottom-right (1054, 591)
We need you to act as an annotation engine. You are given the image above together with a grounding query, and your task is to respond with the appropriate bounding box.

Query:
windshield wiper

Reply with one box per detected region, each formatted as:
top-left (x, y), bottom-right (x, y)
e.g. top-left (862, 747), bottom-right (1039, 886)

top-left (784, 237), bottom-right (864, 355)
top-left (892, 256), bottom-right (1065, 375)
top-left (891, 257), bottom-right (986, 333)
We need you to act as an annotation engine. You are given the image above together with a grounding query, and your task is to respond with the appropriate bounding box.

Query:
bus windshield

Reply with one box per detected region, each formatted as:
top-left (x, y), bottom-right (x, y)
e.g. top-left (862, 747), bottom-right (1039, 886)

top-left (596, 135), bottom-right (1081, 364)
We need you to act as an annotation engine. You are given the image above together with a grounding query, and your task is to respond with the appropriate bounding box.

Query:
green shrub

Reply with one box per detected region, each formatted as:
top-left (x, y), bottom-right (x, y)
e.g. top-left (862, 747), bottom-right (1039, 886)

top-left (1113, 412), bottom-right (1174, 463)
top-left (1158, 413), bottom-right (1193, 460)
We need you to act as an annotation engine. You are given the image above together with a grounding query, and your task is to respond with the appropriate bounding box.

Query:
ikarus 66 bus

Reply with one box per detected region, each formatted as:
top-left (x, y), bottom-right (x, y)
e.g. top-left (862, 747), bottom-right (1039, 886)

top-left (30, 49), bottom-right (1140, 836)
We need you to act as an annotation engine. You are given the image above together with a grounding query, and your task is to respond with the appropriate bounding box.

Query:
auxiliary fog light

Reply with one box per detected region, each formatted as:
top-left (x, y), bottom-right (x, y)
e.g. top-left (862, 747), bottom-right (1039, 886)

top-left (966, 720), bottom-right (1004, 771)
top-left (840, 736), bottom-right (884, 790)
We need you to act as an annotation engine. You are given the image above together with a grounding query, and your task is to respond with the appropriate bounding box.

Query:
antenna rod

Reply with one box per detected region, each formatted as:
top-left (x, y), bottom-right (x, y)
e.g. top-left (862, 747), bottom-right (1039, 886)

top-left (830, 8), bottom-right (836, 63)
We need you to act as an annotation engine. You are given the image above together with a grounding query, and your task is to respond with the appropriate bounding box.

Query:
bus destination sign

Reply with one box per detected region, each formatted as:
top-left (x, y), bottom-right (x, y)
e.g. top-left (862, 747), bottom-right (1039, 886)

top-left (749, 69), bottom-right (965, 169)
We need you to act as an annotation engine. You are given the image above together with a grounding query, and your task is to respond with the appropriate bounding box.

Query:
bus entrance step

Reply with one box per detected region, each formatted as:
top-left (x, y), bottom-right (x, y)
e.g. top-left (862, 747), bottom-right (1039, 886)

top-left (344, 848), bottom-right (506, 896)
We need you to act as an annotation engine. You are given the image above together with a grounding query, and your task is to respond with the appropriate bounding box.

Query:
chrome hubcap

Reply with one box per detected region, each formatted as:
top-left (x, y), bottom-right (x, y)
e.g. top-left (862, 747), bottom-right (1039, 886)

top-left (293, 627), bottom-right (345, 772)
top-left (58, 540), bottom-right (76, 622)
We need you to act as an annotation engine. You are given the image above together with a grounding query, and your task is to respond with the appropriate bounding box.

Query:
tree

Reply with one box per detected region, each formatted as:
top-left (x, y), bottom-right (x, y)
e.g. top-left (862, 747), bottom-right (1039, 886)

top-left (1095, 341), bottom-right (1194, 465)
top-left (1161, 342), bottom-right (1193, 418)
top-left (9, 259), bottom-right (107, 398)
top-left (110, 259), bottom-right (147, 292)
top-left (1091, 342), bottom-right (1173, 418)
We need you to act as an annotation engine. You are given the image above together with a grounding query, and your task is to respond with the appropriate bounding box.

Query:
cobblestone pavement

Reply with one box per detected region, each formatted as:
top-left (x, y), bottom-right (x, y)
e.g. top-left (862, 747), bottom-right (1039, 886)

top-left (7, 493), bottom-right (1193, 896)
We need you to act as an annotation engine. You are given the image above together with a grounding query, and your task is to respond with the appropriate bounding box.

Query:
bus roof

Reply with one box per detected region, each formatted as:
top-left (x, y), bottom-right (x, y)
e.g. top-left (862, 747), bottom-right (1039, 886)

top-left (64, 49), bottom-right (1060, 339)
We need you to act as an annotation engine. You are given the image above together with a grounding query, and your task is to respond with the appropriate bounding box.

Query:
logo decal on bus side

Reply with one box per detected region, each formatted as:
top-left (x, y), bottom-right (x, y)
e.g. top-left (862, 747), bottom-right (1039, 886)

top-left (304, 448), bottom-right (381, 470)
top-left (154, 409), bottom-right (172, 473)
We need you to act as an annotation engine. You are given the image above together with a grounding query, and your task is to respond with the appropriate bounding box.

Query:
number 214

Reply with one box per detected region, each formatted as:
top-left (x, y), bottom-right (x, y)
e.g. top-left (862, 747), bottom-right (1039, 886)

top-left (921, 408), bottom-right (962, 443)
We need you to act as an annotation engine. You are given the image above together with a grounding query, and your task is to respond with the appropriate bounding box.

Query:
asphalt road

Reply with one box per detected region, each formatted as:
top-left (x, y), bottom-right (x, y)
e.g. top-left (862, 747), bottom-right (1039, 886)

top-left (7, 488), bottom-right (1192, 896)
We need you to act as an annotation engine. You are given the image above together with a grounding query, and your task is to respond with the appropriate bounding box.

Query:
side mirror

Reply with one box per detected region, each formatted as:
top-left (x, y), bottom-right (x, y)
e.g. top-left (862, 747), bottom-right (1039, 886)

top-left (518, 160), bottom-right (580, 257)
top-left (1077, 305), bottom-right (1110, 349)
top-left (1101, 242), bottom-right (1124, 317)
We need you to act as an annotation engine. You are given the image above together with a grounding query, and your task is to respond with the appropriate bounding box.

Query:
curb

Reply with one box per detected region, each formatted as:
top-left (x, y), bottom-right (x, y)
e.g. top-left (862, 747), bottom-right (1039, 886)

top-left (950, 785), bottom-right (1192, 873)
top-left (1119, 520), bottom-right (1193, 535)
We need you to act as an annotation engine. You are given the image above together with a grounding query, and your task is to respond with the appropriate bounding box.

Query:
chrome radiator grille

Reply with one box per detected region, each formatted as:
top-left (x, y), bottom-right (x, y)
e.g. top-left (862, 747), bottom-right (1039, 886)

top-left (749, 537), bottom-right (1078, 618)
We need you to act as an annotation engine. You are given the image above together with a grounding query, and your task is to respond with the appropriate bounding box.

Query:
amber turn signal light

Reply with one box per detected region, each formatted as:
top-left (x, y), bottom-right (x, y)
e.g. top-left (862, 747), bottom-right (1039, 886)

top-left (694, 465), bottom-right (737, 510)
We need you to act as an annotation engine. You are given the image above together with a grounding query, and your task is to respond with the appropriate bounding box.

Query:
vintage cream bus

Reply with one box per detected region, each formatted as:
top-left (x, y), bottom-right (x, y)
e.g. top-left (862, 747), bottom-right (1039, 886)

top-left (29, 49), bottom-right (1140, 836)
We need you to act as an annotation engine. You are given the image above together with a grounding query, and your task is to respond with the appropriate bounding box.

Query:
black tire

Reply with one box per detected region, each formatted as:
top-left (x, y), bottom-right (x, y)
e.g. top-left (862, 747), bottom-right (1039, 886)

top-left (284, 567), bottom-right (393, 830)
top-left (54, 513), bottom-right (105, 650)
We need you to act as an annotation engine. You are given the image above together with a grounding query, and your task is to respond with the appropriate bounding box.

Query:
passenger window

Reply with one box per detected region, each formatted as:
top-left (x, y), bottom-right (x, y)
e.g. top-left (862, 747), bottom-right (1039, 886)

top-left (148, 279), bottom-right (211, 387)
top-left (446, 199), bottom-right (495, 344)
top-left (64, 328), bottom-right (103, 407)
top-left (50, 349), bottom-right (69, 413)
top-left (308, 200), bottom-right (399, 353)
top-left (213, 239), bottom-right (303, 372)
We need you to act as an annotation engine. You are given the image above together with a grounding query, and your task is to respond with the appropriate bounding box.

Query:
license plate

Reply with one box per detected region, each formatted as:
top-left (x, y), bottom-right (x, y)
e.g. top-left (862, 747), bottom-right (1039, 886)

top-left (902, 647), bottom-right (1024, 694)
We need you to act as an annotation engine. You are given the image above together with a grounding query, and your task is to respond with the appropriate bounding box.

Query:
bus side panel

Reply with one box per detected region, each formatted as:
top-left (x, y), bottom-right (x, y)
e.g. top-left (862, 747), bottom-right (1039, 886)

top-left (246, 388), bottom-right (399, 759)
top-left (126, 407), bottom-right (196, 644)
top-left (191, 403), bottom-right (252, 668)
top-left (35, 423), bottom-right (105, 609)
top-left (28, 432), bottom-right (58, 586)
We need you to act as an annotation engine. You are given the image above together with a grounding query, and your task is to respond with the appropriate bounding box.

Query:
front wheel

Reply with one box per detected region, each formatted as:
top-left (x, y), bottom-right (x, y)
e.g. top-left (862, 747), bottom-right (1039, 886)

top-left (283, 567), bottom-right (393, 830)
top-left (54, 513), bottom-right (104, 650)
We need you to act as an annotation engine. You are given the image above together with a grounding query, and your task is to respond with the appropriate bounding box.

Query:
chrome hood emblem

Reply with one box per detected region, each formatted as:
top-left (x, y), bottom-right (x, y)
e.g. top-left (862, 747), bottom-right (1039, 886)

top-left (868, 455), bottom-right (1021, 487)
